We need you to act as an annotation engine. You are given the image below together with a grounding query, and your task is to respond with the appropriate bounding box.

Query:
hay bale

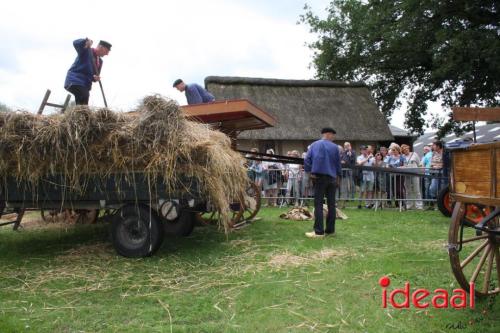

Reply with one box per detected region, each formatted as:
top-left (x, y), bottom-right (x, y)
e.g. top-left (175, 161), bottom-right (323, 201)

top-left (0, 95), bottom-right (247, 232)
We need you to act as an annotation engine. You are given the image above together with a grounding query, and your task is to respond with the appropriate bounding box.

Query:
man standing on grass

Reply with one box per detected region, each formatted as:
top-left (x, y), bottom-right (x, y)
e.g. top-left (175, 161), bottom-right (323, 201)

top-left (304, 128), bottom-right (342, 238)
top-left (173, 79), bottom-right (215, 105)
top-left (64, 38), bottom-right (112, 105)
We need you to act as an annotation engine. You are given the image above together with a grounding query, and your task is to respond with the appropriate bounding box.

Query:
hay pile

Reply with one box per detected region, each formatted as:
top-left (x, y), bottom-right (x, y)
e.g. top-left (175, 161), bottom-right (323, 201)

top-left (0, 95), bottom-right (247, 231)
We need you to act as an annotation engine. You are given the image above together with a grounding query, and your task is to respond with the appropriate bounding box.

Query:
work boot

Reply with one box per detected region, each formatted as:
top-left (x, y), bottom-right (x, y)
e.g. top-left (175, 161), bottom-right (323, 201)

top-left (305, 231), bottom-right (324, 238)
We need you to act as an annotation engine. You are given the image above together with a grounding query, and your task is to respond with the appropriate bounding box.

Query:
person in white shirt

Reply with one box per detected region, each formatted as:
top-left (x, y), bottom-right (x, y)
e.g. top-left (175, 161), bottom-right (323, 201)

top-left (401, 144), bottom-right (423, 209)
top-left (286, 150), bottom-right (301, 206)
top-left (356, 145), bottom-right (375, 208)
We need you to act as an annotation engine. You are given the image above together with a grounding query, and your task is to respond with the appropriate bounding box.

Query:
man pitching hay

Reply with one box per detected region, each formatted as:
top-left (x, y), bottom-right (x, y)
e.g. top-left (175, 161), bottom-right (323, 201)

top-left (64, 38), bottom-right (112, 105)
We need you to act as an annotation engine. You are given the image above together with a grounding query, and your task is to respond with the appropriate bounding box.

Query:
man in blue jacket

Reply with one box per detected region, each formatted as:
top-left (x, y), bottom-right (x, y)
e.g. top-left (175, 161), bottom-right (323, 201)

top-left (304, 127), bottom-right (342, 238)
top-left (64, 38), bottom-right (112, 105)
top-left (173, 79), bottom-right (215, 105)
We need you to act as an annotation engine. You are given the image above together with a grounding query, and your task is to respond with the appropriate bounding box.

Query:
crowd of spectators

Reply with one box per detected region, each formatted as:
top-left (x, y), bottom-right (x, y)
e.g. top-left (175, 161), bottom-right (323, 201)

top-left (246, 141), bottom-right (446, 209)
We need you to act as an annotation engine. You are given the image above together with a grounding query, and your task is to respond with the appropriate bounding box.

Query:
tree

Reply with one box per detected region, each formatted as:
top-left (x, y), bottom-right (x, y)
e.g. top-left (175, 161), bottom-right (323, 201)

top-left (301, 0), bottom-right (500, 137)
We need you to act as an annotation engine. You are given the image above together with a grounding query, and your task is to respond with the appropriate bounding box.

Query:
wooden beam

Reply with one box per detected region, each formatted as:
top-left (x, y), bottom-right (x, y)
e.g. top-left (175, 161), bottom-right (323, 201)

top-left (452, 107), bottom-right (500, 122)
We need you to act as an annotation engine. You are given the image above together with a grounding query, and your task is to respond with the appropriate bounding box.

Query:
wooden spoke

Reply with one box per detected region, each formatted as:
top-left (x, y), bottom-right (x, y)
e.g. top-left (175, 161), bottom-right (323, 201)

top-left (470, 244), bottom-right (491, 284)
top-left (460, 240), bottom-right (489, 269)
top-left (494, 243), bottom-right (500, 289)
top-left (482, 249), bottom-right (495, 294)
top-left (461, 234), bottom-right (489, 244)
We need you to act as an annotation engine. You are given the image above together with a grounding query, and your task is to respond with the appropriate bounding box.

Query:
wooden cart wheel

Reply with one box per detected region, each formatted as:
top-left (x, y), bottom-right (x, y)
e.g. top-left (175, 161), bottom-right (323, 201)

top-left (448, 202), bottom-right (500, 297)
top-left (196, 204), bottom-right (244, 228)
top-left (241, 182), bottom-right (261, 221)
top-left (66, 209), bottom-right (99, 224)
top-left (40, 209), bottom-right (66, 223)
top-left (437, 186), bottom-right (492, 223)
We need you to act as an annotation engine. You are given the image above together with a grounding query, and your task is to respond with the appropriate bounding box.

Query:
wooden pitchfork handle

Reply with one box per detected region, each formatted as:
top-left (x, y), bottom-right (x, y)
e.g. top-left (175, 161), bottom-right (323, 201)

top-left (90, 49), bottom-right (108, 108)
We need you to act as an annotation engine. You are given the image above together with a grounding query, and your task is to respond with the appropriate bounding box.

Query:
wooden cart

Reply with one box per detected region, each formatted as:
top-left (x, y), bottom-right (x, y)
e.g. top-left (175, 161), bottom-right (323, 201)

top-left (447, 107), bottom-right (500, 297)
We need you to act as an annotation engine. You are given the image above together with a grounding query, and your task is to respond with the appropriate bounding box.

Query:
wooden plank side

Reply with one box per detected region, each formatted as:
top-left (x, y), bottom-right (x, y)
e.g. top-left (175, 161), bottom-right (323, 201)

top-left (453, 150), bottom-right (491, 182)
top-left (453, 181), bottom-right (491, 197)
top-left (452, 107), bottom-right (500, 122)
top-left (451, 194), bottom-right (500, 206)
top-left (496, 149), bottom-right (500, 198)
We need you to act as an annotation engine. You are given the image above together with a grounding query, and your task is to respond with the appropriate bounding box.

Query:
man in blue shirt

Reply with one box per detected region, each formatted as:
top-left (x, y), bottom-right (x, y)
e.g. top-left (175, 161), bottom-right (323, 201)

top-left (420, 144), bottom-right (433, 201)
top-left (64, 38), bottom-right (112, 105)
top-left (173, 79), bottom-right (215, 105)
top-left (304, 128), bottom-right (342, 238)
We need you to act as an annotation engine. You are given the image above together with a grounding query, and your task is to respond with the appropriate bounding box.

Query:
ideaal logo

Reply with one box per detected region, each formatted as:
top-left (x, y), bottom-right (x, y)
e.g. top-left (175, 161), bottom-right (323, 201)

top-left (379, 276), bottom-right (475, 309)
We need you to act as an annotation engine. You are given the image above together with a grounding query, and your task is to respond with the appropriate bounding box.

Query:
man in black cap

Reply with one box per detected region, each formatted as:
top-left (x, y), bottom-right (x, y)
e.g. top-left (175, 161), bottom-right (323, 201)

top-left (304, 127), bottom-right (342, 238)
top-left (173, 79), bottom-right (215, 105)
top-left (64, 38), bottom-right (112, 105)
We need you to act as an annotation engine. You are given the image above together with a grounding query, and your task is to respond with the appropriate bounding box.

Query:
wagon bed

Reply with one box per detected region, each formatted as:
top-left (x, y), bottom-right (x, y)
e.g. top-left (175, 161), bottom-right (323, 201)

top-left (451, 141), bottom-right (500, 206)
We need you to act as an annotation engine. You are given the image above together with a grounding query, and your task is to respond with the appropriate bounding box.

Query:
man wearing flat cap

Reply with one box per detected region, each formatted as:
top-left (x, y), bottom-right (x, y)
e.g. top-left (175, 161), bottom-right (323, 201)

top-left (304, 127), bottom-right (342, 238)
top-left (64, 38), bottom-right (112, 105)
top-left (173, 79), bottom-right (215, 105)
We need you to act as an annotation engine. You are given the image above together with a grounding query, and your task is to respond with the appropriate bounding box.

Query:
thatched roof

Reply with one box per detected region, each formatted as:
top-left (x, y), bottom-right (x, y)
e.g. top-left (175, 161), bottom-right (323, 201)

top-left (205, 76), bottom-right (394, 141)
top-left (390, 125), bottom-right (417, 138)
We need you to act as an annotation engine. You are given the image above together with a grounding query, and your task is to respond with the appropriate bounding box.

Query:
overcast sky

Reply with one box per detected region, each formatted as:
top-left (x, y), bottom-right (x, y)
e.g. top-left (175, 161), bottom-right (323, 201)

top-left (1, 0), bottom-right (413, 128)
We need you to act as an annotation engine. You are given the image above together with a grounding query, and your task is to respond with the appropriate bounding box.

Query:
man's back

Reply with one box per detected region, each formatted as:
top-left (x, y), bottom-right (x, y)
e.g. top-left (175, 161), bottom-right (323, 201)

top-left (305, 139), bottom-right (341, 179)
top-left (185, 83), bottom-right (215, 105)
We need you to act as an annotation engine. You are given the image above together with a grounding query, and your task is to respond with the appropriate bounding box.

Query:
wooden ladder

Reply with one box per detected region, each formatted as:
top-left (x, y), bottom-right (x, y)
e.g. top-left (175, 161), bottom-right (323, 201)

top-left (37, 89), bottom-right (72, 115)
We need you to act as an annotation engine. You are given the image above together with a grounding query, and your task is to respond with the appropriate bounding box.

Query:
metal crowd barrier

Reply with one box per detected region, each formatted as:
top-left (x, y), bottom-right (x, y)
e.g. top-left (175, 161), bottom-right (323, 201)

top-left (248, 165), bottom-right (448, 210)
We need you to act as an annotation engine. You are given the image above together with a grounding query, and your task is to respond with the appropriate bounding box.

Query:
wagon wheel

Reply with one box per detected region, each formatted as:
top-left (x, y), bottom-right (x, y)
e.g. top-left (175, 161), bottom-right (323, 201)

top-left (437, 186), bottom-right (492, 224)
top-left (196, 203), bottom-right (244, 227)
top-left (448, 202), bottom-right (500, 297)
top-left (241, 182), bottom-right (261, 221)
top-left (40, 209), bottom-right (67, 223)
top-left (66, 209), bottom-right (99, 224)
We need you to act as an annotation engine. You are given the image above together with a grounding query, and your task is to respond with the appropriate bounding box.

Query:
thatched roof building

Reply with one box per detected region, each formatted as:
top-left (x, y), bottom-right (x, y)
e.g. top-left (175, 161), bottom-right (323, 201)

top-left (205, 76), bottom-right (394, 153)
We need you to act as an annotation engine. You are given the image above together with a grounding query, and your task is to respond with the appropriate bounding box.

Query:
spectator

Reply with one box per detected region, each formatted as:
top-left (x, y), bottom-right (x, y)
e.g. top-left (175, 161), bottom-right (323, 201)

top-left (247, 148), bottom-right (264, 189)
top-left (340, 141), bottom-right (356, 208)
top-left (429, 141), bottom-right (445, 201)
top-left (262, 149), bottom-right (282, 207)
top-left (386, 144), bottom-right (406, 208)
top-left (301, 148), bottom-right (312, 202)
top-left (373, 151), bottom-right (387, 209)
top-left (356, 145), bottom-right (375, 209)
top-left (401, 144), bottom-right (423, 210)
top-left (420, 144), bottom-right (433, 204)
top-left (286, 150), bottom-right (301, 206)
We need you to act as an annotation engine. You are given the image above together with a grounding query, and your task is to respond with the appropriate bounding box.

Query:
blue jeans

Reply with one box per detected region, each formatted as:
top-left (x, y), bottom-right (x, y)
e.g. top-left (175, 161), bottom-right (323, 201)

top-left (429, 172), bottom-right (448, 199)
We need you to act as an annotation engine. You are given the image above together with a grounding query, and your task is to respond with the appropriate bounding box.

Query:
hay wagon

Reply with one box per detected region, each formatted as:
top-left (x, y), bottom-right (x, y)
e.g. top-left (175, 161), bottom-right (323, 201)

top-left (0, 173), bottom-right (203, 257)
top-left (447, 107), bottom-right (500, 297)
top-left (0, 98), bottom-right (277, 257)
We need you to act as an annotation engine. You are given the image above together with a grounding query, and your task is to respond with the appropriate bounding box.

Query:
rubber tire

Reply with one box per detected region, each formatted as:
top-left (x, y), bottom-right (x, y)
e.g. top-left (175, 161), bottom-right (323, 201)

top-left (111, 205), bottom-right (164, 258)
top-left (437, 186), bottom-right (453, 217)
top-left (164, 210), bottom-right (195, 237)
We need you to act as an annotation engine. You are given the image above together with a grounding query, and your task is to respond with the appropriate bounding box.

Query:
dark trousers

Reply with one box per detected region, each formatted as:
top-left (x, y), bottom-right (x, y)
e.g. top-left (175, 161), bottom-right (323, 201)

top-left (67, 85), bottom-right (90, 105)
top-left (313, 174), bottom-right (336, 235)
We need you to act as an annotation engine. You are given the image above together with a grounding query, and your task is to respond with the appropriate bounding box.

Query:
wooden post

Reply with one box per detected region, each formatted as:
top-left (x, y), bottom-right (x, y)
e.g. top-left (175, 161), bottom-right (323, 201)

top-left (61, 94), bottom-right (72, 113)
top-left (37, 89), bottom-right (51, 115)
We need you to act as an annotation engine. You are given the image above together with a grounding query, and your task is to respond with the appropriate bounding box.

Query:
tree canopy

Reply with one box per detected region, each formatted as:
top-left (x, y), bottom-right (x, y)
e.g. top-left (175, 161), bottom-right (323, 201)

top-left (301, 0), bottom-right (500, 137)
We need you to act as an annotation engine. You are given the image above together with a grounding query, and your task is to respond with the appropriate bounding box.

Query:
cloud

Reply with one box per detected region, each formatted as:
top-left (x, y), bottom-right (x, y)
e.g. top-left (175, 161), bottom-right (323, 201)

top-left (0, 0), bottom-right (325, 111)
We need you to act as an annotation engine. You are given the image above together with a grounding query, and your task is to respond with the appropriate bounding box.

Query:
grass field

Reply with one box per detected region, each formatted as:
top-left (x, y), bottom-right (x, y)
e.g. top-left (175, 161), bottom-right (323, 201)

top-left (0, 208), bottom-right (499, 332)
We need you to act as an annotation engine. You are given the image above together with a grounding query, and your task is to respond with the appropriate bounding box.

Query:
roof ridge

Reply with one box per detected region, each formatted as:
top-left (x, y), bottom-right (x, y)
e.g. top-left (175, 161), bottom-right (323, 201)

top-left (205, 76), bottom-right (367, 88)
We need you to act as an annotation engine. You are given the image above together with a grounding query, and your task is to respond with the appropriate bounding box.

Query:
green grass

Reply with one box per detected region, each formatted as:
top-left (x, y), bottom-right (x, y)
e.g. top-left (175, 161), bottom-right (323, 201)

top-left (0, 208), bottom-right (499, 332)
